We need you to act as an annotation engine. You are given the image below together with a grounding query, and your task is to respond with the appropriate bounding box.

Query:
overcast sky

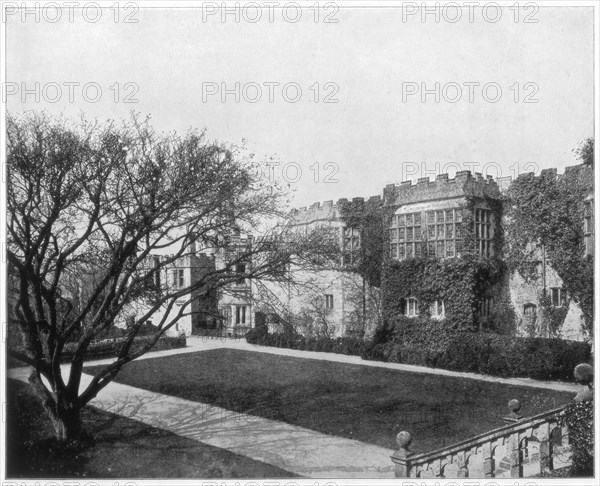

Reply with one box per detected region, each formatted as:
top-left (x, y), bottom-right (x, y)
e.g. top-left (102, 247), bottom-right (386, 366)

top-left (6, 3), bottom-right (595, 208)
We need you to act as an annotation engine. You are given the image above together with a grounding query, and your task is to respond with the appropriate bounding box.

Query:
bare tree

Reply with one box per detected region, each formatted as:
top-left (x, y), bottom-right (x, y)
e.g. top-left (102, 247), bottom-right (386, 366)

top-left (343, 276), bottom-right (382, 339)
top-left (6, 111), bottom-right (337, 442)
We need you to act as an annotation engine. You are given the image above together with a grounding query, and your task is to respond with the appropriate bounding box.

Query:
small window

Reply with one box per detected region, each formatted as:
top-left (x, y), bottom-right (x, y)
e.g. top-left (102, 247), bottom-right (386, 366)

top-left (220, 306), bottom-right (232, 326)
top-left (405, 298), bottom-right (418, 317)
top-left (236, 263), bottom-right (247, 285)
top-left (584, 215), bottom-right (592, 234)
top-left (550, 288), bottom-right (567, 307)
top-left (524, 303), bottom-right (537, 317)
top-left (235, 305), bottom-right (248, 325)
top-left (152, 256), bottom-right (161, 287)
top-left (478, 297), bottom-right (493, 318)
top-left (325, 294), bottom-right (334, 309)
top-left (173, 268), bottom-right (185, 288)
top-left (430, 300), bottom-right (445, 319)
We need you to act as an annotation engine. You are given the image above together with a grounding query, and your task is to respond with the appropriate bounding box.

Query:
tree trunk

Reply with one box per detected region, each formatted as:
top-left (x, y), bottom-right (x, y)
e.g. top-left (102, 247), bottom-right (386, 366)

top-left (48, 404), bottom-right (83, 442)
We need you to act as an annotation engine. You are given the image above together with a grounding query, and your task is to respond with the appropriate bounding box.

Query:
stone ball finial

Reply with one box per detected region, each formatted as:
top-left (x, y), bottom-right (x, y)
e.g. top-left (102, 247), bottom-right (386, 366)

top-left (574, 363), bottom-right (593, 385)
top-left (508, 399), bottom-right (521, 414)
top-left (396, 431), bottom-right (412, 449)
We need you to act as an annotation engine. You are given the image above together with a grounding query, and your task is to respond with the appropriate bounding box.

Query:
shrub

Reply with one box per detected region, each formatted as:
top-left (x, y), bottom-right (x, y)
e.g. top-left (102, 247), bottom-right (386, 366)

top-left (245, 326), bottom-right (268, 344)
top-left (560, 398), bottom-right (593, 476)
top-left (245, 324), bottom-right (591, 382)
top-left (61, 334), bottom-right (186, 362)
top-left (363, 325), bottom-right (591, 381)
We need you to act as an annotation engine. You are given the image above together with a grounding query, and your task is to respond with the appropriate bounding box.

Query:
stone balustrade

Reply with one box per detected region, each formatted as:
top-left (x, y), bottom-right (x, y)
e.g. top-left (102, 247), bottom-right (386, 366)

top-left (391, 402), bottom-right (572, 478)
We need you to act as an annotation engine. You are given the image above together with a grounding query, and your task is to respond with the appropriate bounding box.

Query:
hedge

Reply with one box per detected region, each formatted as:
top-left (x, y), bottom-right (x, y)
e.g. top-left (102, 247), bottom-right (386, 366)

top-left (60, 334), bottom-right (187, 362)
top-left (245, 327), bottom-right (365, 356)
top-left (363, 332), bottom-right (590, 381)
top-left (8, 334), bottom-right (187, 367)
top-left (246, 327), bottom-right (591, 382)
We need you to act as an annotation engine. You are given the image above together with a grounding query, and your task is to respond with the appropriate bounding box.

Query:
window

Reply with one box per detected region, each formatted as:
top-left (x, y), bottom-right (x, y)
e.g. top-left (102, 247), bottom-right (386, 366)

top-left (584, 199), bottom-right (594, 256)
top-left (405, 297), bottom-right (418, 317)
top-left (426, 208), bottom-right (463, 259)
top-left (474, 208), bottom-right (494, 257)
top-left (173, 268), bottom-right (185, 288)
top-left (584, 200), bottom-right (593, 234)
top-left (235, 305), bottom-right (248, 325)
top-left (550, 288), bottom-right (567, 307)
top-left (220, 306), bottom-right (232, 326)
top-left (394, 212), bottom-right (423, 261)
top-left (325, 294), bottom-right (334, 309)
top-left (235, 263), bottom-right (247, 285)
top-left (153, 256), bottom-right (161, 287)
top-left (478, 297), bottom-right (493, 318)
top-left (523, 303), bottom-right (537, 320)
top-left (430, 300), bottom-right (445, 319)
top-left (343, 226), bottom-right (360, 264)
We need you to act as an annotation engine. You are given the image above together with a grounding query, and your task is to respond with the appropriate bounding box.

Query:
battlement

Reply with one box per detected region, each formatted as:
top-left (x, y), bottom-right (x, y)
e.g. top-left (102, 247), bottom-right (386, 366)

top-left (497, 164), bottom-right (592, 193)
top-left (287, 165), bottom-right (589, 222)
top-left (383, 170), bottom-right (501, 206)
top-left (290, 195), bottom-right (382, 225)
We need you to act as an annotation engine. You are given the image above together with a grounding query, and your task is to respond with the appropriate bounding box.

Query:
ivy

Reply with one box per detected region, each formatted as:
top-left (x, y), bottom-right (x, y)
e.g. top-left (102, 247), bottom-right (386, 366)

top-left (504, 160), bottom-right (594, 336)
top-left (559, 398), bottom-right (594, 476)
top-left (338, 197), bottom-right (385, 287)
top-left (381, 254), bottom-right (506, 330)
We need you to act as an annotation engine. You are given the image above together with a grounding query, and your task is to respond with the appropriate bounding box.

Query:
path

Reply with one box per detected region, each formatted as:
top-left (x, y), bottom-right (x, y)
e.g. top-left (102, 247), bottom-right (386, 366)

top-left (8, 364), bottom-right (394, 478)
top-left (7, 335), bottom-right (580, 478)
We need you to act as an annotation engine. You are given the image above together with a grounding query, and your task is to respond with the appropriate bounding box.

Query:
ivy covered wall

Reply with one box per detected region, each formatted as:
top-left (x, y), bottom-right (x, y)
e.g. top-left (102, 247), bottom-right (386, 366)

top-left (381, 254), bottom-right (506, 331)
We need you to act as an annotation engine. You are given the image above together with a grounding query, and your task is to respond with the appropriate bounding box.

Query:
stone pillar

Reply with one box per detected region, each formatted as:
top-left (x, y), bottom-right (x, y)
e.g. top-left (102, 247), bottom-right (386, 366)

top-left (539, 422), bottom-right (552, 475)
top-left (391, 431), bottom-right (414, 478)
top-left (509, 432), bottom-right (522, 478)
top-left (457, 451), bottom-right (469, 478)
top-left (483, 442), bottom-right (494, 478)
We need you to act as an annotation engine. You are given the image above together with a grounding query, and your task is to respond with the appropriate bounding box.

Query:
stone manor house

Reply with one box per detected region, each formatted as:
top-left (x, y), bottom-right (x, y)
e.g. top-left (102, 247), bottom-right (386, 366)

top-left (155, 165), bottom-right (593, 343)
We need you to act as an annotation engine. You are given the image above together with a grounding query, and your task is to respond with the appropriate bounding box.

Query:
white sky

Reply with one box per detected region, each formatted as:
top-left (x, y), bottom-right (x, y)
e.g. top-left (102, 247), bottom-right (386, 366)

top-left (5, 2), bottom-right (595, 208)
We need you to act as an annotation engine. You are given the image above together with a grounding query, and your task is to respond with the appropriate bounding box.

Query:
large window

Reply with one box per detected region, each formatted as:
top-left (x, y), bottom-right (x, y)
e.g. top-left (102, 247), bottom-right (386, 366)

top-left (426, 209), bottom-right (464, 259)
top-left (390, 207), bottom-right (495, 260)
top-left (390, 212), bottom-right (423, 260)
top-left (390, 209), bottom-right (464, 260)
top-left (474, 208), bottom-right (493, 257)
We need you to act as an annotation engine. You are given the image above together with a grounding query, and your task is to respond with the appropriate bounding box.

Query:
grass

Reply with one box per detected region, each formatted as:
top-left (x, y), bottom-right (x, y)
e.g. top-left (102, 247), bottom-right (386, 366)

top-left (85, 348), bottom-right (574, 453)
top-left (6, 379), bottom-right (297, 479)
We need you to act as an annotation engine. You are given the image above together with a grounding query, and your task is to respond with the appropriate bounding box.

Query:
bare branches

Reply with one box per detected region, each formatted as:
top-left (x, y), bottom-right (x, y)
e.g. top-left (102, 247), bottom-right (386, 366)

top-left (6, 111), bottom-right (337, 440)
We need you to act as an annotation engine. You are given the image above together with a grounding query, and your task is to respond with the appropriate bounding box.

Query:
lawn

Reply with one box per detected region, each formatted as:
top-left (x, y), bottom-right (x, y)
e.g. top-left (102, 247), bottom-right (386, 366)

top-left (85, 348), bottom-right (574, 453)
top-left (6, 379), bottom-right (297, 479)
